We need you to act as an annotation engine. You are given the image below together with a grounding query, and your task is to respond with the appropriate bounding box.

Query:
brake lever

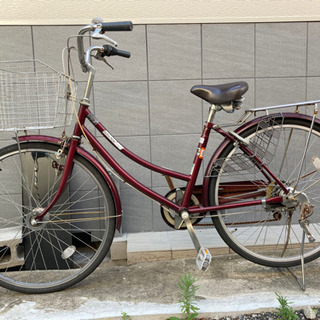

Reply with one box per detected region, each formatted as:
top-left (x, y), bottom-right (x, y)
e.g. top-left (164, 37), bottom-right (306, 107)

top-left (93, 52), bottom-right (114, 70)
top-left (91, 28), bottom-right (118, 47)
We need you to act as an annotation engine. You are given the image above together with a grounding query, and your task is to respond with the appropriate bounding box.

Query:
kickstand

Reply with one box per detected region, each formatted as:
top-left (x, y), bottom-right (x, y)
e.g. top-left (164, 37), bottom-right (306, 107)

top-left (285, 230), bottom-right (306, 291)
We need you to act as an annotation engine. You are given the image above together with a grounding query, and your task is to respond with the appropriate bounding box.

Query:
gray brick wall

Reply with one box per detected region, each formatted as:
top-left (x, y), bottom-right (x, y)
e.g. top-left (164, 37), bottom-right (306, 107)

top-left (0, 22), bottom-right (319, 233)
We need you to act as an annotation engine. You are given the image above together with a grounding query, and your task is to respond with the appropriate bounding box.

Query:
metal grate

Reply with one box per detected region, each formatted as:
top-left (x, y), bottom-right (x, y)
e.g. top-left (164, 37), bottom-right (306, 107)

top-left (209, 115), bottom-right (284, 177)
top-left (0, 60), bottom-right (77, 131)
top-left (248, 116), bottom-right (283, 165)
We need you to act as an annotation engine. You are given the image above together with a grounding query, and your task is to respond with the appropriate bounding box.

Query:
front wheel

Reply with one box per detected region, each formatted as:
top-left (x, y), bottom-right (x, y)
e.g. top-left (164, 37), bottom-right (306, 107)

top-left (0, 142), bottom-right (116, 293)
top-left (207, 115), bottom-right (320, 268)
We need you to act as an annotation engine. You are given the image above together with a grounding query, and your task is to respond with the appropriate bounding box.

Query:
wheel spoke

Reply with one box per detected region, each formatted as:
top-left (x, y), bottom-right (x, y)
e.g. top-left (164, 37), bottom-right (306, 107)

top-left (209, 116), bottom-right (320, 267)
top-left (0, 142), bottom-right (115, 293)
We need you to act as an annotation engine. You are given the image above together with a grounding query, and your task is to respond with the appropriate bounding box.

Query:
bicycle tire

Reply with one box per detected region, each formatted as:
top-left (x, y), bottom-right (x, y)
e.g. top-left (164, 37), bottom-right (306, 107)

top-left (207, 115), bottom-right (320, 268)
top-left (0, 141), bottom-right (116, 293)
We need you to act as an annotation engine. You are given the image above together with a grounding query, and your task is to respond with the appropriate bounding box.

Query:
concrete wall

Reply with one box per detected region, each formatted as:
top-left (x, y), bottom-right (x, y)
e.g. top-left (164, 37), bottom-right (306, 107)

top-left (0, 21), bottom-right (320, 233)
top-left (2, 0), bottom-right (320, 24)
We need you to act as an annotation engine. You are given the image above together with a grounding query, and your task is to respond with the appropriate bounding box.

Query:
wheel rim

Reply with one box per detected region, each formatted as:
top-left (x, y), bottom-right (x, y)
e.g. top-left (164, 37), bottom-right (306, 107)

top-left (210, 118), bottom-right (320, 266)
top-left (0, 143), bottom-right (115, 292)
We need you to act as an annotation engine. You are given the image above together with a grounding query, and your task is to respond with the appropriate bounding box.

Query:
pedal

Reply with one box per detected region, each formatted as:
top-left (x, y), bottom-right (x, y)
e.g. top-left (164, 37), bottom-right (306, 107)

top-left (196, 247), bottom-right (212, 271)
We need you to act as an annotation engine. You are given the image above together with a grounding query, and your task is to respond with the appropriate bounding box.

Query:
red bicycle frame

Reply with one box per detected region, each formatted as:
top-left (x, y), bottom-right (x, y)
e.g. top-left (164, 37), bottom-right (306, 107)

top-left (20, 102), bottom-right (297, 226)
top-left (40, 103), bottom-right (287, 221)
top-left (82, 103), bottom-right (287, 213)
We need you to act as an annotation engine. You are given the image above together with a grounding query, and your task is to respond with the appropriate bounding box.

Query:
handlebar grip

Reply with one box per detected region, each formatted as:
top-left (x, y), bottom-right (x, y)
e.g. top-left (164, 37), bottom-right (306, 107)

top-left (101, 21), bottom-right (133, 32)
top-left (115, 49), bottom-right (131, 58)
top-left (103, 45), bottom-right (131, 58)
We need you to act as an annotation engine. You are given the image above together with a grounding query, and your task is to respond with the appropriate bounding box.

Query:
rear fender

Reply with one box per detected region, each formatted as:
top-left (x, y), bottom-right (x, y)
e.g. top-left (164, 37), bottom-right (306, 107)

top-left (17, 135), bottom-right (123, 230)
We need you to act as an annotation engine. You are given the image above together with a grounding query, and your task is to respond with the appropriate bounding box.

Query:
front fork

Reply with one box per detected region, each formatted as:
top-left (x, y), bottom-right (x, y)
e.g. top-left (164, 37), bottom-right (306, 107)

top-left (33, 137), bottom-right (79, 223)
top-left (33, 104), bottom-right (88, 223)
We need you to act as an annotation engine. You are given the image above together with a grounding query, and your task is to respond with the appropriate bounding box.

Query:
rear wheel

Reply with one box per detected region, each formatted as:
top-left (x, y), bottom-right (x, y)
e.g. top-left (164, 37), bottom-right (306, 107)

top-left (207, 116), bottom-right (320, 267)
top-left (0, 142), bottom-right (116, 293)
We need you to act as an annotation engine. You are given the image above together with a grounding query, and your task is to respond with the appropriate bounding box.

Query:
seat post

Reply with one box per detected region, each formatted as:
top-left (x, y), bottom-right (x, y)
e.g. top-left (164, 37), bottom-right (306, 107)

top-left (207, 104), bottom-right (218, 123)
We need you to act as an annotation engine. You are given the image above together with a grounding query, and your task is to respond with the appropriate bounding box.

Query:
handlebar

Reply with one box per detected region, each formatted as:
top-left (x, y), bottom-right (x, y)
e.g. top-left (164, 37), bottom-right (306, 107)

top-left (75, 18), bottom-right (133, 102)
top-left (101, 21), bottom-right (133, 32)
top-left (76, 18), bottom-right (133, 72)
top-left (102, 45), bottom-right (131, 58)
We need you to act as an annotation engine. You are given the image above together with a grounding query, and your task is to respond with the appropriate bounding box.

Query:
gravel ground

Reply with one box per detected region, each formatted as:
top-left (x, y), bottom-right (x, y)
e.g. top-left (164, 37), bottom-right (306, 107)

top-left (192, 307), bottom-right (320, 320)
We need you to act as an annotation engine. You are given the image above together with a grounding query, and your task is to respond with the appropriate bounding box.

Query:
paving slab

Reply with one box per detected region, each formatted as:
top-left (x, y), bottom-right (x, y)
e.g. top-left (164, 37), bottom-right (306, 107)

top-left (0, 254), bottom-right (320, 320)
top-left (123, 230), bottom-right (232, 264)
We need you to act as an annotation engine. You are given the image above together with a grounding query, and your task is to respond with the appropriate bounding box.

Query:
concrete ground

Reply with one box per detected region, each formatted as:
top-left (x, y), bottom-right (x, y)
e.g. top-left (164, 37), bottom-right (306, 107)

top-left (0, 253), bottom-right (320, 320)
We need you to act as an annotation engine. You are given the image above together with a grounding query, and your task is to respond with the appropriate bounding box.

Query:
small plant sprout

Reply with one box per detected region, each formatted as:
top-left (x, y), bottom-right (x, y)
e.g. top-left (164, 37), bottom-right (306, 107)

top-left (169, 274), bottom-right (200, 320)
top-left (275, 292), bottom-right (298, 320)
top-left (121, 311), bottom-right (131, 320)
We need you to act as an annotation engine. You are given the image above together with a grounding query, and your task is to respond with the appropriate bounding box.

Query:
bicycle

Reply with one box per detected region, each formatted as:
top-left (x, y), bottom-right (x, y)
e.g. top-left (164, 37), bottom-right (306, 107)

top-left (0, 18), bottom-right (319, 294)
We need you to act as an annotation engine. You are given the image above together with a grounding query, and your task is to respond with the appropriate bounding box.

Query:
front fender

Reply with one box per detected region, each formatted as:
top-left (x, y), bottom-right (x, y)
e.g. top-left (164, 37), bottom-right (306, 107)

top-left (17, 135), bottom-right (123, 231)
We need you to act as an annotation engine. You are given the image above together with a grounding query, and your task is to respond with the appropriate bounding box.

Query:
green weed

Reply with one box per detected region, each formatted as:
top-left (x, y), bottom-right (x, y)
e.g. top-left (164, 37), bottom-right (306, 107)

top-left (275, 292), bottom-right (298, 320)
top-left (169, 274), bottom-right (200, 320)
top-left (121, 311), bottom-right (131, 320)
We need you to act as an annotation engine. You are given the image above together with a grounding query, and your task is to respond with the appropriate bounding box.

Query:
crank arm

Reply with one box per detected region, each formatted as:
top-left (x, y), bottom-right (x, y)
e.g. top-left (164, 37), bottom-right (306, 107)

top-left (174, 188), bottom-right (185, 229)
top-left (181, 210), bottom-right (212, 271)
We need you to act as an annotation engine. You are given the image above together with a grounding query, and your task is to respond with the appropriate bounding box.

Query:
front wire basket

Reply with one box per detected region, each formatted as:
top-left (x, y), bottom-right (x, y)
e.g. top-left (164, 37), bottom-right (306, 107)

top-left (0, 59), bottom-right (77, 131)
